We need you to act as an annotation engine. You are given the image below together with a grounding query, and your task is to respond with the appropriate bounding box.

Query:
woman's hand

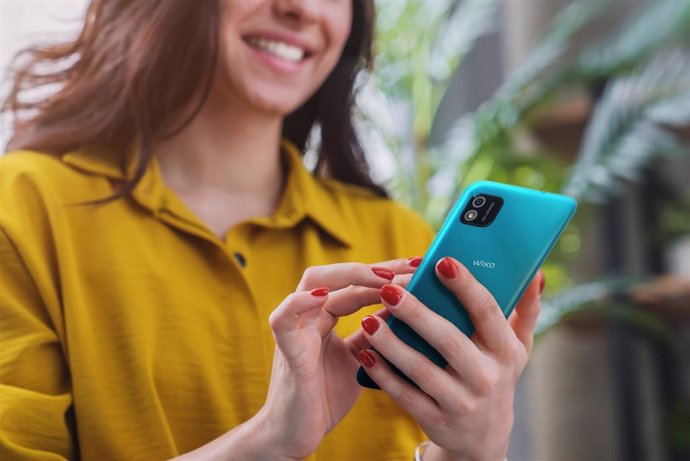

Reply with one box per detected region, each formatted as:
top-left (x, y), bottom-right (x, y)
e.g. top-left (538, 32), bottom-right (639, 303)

top-left (357, 257), bottom-right (544, 461)
top-left (256, 257), bottom-right (422, 460)
top-left (174, 256), bottom-right (422, 461)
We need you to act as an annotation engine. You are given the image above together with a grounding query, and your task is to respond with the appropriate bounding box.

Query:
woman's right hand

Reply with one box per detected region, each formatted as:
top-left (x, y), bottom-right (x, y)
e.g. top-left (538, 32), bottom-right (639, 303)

top-left (257, 258), bottom-right (420, 460)
top-left (173, 257), bottom-right (421, 461)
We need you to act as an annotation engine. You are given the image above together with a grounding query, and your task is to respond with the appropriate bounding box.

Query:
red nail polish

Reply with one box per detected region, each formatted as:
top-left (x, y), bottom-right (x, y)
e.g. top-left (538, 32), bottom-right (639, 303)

top-left (408, 257), bottom-right (423, 267)
top-left (380, 284), bottom-right (402, 306)
top-left (437, 257), bottom-right (458, 279)
top-left (361, 315), bottom-right (380, 335)
top-left (539, 273), bottom-right (546, 295)
top-left (372, 267), bottom-right (395, 280)
top-left (358, 349), bottom-right (376, 368)
top-left (310, 287), bottom-right (329, 297)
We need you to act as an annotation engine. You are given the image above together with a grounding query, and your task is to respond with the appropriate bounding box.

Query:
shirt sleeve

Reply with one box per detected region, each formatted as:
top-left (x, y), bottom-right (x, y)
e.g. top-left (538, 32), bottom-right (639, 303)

top-left (0, 226), bottom-right (74, 460)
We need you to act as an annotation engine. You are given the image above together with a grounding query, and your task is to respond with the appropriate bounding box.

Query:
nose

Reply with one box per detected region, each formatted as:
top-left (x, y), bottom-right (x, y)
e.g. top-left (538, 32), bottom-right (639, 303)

top-left (273, 0), bottom-right (320, 24)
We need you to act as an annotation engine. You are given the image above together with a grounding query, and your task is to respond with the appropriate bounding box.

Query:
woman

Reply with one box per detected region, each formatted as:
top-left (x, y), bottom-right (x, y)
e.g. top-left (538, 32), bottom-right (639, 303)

top-left (0, 1), bottom-right (544, 460)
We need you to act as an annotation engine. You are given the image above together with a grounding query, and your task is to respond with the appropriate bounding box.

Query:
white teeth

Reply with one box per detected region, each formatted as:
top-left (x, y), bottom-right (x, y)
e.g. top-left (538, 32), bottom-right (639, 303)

top-left (247, 37), bottom-right (305, 62)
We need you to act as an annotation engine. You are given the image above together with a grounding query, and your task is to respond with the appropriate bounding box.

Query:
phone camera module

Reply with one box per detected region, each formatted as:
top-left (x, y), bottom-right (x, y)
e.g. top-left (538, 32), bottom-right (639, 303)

top-left (461, 193), bottom-right (504, 227)
top-left (472, 196), bottom-right (487, 208)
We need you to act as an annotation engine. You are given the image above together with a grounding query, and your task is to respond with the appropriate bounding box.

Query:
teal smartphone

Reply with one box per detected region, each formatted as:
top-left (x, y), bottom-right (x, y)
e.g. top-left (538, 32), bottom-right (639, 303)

top-left (357, 180), bottom-right (577, 389)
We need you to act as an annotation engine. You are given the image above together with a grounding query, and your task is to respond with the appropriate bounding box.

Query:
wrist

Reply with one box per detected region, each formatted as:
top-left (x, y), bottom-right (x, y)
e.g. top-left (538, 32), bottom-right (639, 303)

top-left (421, 441), bottom-right (507, 461)
top-left (171, 409), bottom-right (297, 461)
top-left (249, 406), bottom-right (303, 461)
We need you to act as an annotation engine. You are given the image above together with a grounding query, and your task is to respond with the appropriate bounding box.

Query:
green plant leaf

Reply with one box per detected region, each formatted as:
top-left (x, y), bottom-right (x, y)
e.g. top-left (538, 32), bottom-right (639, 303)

top-left (564, 51), bottom-right (690, 201)
top-left (576, 0), bottom-right (690, 79)
top-left (537, 278), bottom-right (633, 334)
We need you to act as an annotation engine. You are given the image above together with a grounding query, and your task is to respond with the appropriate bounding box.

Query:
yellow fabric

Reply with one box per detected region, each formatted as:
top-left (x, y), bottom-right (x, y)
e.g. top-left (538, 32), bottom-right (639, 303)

top-left (0, 141), bottom-right (436, 461)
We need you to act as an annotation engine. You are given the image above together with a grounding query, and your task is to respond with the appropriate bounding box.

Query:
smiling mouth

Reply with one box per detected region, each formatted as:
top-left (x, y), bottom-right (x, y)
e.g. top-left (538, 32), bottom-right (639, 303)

top-left (244, 37), bottom-right (312, 63)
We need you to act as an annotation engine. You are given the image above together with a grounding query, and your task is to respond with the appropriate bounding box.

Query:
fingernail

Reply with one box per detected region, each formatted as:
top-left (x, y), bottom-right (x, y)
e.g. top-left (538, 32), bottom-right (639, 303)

top-left (362, 315), bottom-right (380, 335)
top-left (380, 284), bottom-right (403, 306)
top-left (372, 266), bottom-right (395, 280)
top-left (437, 257), bottom-right (458, 279)
top-left (310, 287), bottom-right (329, 297)
top-left (408, 257), bottom-right (423, 267)
top-left (358, 349), bottom-right (376, 368)
top-left (539, 273), bottom-right (546, 295)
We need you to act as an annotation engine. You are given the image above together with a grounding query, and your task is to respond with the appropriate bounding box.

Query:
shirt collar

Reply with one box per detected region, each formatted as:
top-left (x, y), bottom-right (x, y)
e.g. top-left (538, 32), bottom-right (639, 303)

top-left (62, 144), bottom-right (136, 180)
top-left (61, 140), bottom-right (353, 247)
top-left (274, 139), bottom-right (353, 247)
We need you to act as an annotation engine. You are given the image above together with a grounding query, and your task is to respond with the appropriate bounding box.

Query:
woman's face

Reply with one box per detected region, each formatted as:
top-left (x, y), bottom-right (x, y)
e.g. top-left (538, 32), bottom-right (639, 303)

top-left (216, 0), bottom-right (353, 116)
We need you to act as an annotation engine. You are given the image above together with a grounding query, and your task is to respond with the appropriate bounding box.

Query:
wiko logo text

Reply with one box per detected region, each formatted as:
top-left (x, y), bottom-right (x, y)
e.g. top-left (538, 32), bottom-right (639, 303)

top-left (473, 260), bottom-right (496, 269)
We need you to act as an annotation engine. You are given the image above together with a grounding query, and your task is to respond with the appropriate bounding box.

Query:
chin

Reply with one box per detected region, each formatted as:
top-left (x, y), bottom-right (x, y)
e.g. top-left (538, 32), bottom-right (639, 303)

top-left (245, 87), bottom-right (312, 117)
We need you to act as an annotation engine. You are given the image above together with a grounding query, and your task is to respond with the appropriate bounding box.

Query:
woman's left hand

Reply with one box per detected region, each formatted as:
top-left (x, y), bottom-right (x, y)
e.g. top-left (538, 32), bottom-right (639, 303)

top-left (357, 256), bottom-right (544, 461)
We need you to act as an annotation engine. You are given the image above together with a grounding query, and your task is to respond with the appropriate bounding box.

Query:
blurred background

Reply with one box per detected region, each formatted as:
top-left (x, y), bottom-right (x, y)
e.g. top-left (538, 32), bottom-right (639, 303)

top-left (3, 0), bottom-right (690, 459)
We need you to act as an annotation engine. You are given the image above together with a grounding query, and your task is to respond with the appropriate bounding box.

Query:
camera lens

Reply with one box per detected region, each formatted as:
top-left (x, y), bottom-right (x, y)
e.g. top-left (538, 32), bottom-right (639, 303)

top-left (472, 196), bottom-right (487, 208)
top-left (465, 209), bottom-right (478, 221)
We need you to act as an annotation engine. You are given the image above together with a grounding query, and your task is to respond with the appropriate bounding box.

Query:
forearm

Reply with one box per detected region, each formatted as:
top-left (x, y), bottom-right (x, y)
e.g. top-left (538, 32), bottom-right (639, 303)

top-left (171, 408), bottom-right (295, 461)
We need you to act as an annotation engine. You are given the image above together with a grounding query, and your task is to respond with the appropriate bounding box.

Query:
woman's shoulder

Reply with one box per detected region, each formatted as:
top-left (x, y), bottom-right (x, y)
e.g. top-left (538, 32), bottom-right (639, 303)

top-left (1, 150), bottom-right (82, 192)
top-left (0, 150), bottom-right (113, 236)
top-left (0, 149), bottom-right (109, 201)
top-left (0, 151), bottom-right (65, 206)
top-left (1, 149), bottom-right (67, 177)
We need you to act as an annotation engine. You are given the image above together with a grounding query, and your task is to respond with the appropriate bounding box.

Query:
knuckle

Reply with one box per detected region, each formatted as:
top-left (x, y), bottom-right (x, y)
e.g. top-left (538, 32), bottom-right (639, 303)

top-left (346, 284), bottom-right (361, 296)
top-left (268, 293), bottom-right (298, 331)
top-left (513, 343), bottom-right (529, 365)
top-left (391, 274), bottom-right (406, 286)
top-left (451, 396), bottom-right (475, 415)
top-left (377, 371), bottom-right (392, 390)
top-left (497, 337), bottom-right (522, 360)
top-left (474, 293), bottom-right (497, 320)
top-left (474, 369), bottom-right (498, 397)
top-left (438, 334), bottom-right (463, 358)
top-left (268, 309), bottom-right (282, 331)
top-left (409, 362), bottom-right (434, 385)
top-left (396, 388), bottom-right (417, 410)
top-left (461, 397), bottom-right (477, 414)
top-left (351, 262), bottom-right (369, 276)
top-left (356, 262), bottom-right (370, 271)
top-left (506, 339), bottom-right (522, 358)
top-left (351, 285), bottom-right (370, 303)
top-left (426, 412), bottom-right (446, 429)
top-left (406, 302), bottom-right (425, 323)
top-left (301, 266), bottom-right (320, 284)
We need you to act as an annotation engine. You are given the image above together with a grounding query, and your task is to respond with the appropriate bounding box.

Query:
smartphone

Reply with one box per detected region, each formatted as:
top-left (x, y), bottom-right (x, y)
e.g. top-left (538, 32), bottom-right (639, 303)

top-left (357, 180), bottom-right (577, 389)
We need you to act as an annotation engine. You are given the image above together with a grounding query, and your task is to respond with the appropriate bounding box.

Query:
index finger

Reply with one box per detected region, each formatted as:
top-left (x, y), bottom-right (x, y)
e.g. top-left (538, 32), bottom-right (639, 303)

top-left (296, 257), bottom-right (422, 292)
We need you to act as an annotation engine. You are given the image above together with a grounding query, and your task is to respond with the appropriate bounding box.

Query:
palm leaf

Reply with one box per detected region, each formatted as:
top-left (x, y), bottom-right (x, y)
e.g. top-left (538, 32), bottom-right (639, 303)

top-left (438, 0), bottom-right (615, 211)
top-left (575, 0), bottom-right (690, 79)
top-left (537, 277), bottom-right (673, 344)
top-left (429, 0), bottom-right (499, 82)
top-left (563, 51), bottom-right (690, 202)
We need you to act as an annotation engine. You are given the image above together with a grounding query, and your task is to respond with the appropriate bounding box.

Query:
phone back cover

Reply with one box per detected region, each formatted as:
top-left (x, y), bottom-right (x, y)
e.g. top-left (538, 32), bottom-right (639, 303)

top-left (358, 180), bottom-right (576, 388)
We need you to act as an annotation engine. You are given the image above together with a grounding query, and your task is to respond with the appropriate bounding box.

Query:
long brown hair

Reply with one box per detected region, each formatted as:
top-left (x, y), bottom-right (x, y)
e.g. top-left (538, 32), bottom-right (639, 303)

top-left (2, 0), bottom-right (386, 200)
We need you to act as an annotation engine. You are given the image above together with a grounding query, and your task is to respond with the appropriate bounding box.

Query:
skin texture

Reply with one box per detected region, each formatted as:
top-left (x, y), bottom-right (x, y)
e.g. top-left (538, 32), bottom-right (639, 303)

top-left (214, 0), bottom-right (352, 115)
top-left (164, 1), bottom-right (544, 460)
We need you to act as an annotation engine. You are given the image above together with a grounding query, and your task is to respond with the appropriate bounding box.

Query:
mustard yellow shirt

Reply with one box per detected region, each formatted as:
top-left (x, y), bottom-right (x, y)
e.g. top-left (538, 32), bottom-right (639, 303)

top-left (0, 141), bottom-right (435, 460)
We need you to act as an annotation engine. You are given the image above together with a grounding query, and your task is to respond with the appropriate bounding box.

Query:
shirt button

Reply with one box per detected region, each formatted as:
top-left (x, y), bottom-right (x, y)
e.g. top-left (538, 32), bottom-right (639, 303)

top-left (233, 252), bottom-right (247, 268)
